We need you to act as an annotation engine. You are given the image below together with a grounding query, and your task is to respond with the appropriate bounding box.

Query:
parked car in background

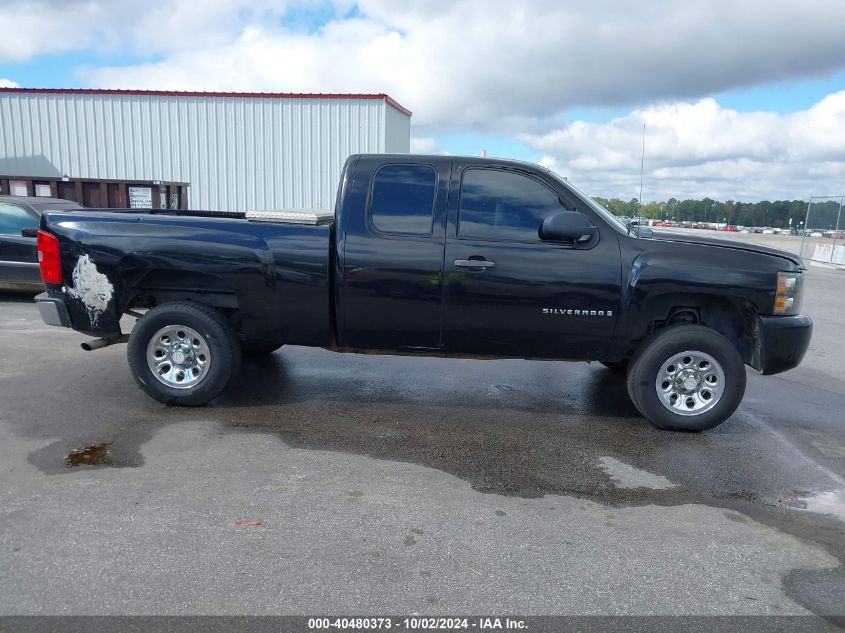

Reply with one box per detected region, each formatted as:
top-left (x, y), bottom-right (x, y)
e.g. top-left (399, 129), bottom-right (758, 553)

top-left (0, 196), bottom-right (84, 291)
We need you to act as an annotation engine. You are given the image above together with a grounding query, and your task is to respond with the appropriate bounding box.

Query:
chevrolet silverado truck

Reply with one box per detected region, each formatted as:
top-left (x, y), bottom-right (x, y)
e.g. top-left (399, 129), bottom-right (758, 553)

top-left (33, 154), bottom-right (812, 431)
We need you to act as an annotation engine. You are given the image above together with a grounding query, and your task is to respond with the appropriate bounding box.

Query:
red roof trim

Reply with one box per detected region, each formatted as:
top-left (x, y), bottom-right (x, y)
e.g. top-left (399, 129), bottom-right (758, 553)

top-left (0, 87), bottom-right (412, 117)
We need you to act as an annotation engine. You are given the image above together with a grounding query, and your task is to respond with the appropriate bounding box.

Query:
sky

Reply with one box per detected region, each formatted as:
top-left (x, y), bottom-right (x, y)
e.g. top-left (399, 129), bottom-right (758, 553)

top-left (2, 0), bottom-right (845, 202)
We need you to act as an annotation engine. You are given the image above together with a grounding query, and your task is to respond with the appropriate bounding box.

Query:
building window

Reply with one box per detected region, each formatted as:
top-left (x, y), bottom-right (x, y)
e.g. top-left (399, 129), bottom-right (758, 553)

top-left (370, 164), bottom-right (436, 236)
top-left (9, 181), bottom-right (27, 196)
top-left (35, 183), bottom-right (52, 197)
top-left (458, 168), bottom-right (567, 242)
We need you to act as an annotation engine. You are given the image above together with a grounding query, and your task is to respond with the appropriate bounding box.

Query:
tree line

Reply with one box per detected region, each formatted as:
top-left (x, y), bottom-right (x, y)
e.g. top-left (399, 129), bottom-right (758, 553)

top-left (592, 196), bottom-right (844, 230)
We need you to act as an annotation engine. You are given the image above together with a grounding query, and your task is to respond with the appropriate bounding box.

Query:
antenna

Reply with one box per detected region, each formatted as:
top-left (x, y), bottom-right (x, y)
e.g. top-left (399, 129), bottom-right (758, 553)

top-left (638, 123), bottom-right (645, 208)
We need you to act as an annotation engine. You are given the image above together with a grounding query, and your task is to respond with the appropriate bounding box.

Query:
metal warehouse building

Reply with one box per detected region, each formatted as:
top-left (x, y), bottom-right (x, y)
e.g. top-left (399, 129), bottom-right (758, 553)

top-left (0, 88), bottom-right (411, 212)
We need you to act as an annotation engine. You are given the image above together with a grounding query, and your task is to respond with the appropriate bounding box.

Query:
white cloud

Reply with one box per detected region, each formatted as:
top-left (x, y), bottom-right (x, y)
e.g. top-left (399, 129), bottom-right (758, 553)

top-left (0, 0), bottom-right (296, 62)
top-left (410, 137), bottom-right (446, 154)
top-left (21, 0), bottom-right (840, 130)
top-left (523, 93), bottom-right (845, 200)
top-left (6, 0), bottom-right (845, 199)
top-left (0, 78), bottom-right (19, 88)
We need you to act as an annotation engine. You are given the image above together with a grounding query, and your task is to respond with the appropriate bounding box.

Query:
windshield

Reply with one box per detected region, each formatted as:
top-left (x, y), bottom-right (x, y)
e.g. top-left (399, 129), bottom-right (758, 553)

top-left (544, 169), bottom-right (629, 234)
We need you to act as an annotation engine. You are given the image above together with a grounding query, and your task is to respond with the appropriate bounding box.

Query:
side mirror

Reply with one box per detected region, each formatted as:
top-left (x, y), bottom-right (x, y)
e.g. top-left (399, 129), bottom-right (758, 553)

top-left (539, 211), bottom-right (597, 244)
top-left (21, 227), bottom-right (38, 238)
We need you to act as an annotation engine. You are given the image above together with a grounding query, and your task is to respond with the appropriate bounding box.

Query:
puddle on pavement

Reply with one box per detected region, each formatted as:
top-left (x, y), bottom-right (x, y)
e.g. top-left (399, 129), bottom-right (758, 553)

top-left (781, 489), bottom-right (845, 523)
top-left (65, 442), bottom-right (113, 467)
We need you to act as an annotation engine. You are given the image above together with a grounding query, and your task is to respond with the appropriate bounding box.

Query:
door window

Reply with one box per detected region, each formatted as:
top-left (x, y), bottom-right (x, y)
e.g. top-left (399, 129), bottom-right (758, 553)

top-left (369, 164), bottom-right (437, 236)
top-left (458, 168), bottom-right (567, 242)
top-left (0, 203), bottom-right (37, 235)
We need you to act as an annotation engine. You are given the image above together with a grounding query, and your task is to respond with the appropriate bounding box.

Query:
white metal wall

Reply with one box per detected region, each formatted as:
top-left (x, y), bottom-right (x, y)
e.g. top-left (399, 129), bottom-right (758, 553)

top-left (0, 92), bottom-right (411, 211)
top-left (384, 103), bottom-right (412, 154)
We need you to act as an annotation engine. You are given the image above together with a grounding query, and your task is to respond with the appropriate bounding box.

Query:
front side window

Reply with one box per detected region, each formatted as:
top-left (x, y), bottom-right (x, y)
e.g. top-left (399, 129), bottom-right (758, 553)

top-left (370, 164), bottom-right (437, 236)
top-left (459, 168), bottom-right (567, 242)
top-left (0, 202), bottom-right (37, 235)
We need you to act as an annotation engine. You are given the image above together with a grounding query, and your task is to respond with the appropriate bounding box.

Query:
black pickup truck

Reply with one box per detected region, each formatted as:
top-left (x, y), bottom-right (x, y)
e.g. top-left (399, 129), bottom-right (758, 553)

top-left (33, 154), bottom-right (811, 431)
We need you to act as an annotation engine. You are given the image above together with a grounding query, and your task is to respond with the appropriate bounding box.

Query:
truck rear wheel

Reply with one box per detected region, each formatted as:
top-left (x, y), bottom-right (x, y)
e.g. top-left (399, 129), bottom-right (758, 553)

top-left (626, 324), bottom-right (746, 431)
top-left (127, 302), bottom-right (241, 406)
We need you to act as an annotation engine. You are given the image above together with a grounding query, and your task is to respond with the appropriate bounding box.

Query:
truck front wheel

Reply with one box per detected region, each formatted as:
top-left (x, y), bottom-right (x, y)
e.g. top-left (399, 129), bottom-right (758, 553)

top-left (626, 324), bottom-right (746, 431)
top-left (127, 302), bottom-right (241, 406)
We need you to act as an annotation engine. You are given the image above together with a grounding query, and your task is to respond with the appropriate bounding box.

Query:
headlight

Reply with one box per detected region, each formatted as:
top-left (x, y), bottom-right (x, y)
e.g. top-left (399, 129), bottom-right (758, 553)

top-left (774, 271), bottom-right (803, 315)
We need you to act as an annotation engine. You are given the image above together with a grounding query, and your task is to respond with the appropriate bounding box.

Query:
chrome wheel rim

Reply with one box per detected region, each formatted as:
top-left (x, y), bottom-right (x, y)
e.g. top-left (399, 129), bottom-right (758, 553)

top-left (146, 325), bottom-right (211, 389)
top-left (655, 350), bottom-right (724, 416)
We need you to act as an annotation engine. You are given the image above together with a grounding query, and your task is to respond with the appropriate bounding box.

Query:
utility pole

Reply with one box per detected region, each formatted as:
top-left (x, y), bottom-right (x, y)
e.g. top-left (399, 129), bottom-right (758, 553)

top-left (638, 124), bottom-right (645, 209)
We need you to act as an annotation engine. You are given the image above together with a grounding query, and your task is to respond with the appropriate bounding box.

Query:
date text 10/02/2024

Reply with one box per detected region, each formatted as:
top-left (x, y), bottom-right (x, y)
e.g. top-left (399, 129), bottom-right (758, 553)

top-left (307, 617), bottom-right (528, 630)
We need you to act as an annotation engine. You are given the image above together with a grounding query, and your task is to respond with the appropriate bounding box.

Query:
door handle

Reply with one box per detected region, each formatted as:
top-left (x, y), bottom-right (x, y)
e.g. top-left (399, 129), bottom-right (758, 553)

top-left (454, 259), bottom-right (496, 269)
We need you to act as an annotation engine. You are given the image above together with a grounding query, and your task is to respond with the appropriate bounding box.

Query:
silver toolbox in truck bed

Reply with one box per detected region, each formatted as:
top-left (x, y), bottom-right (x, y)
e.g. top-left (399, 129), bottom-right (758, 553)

top-left (245, 209), bottom-right (334, 225)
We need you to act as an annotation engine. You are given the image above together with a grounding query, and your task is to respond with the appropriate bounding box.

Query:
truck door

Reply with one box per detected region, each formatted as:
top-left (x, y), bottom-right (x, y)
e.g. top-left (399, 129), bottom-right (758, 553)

top-left (441, 164), bottom-right (622, 359)
top-left (338, 156), bottom-right (450, 351)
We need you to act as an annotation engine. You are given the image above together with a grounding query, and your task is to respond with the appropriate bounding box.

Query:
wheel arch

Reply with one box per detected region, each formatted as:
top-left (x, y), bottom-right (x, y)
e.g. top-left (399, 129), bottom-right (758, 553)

top-left (617, 292), bottom-right (762, 369)
top-left (122, 268), bottom-right (241, 326)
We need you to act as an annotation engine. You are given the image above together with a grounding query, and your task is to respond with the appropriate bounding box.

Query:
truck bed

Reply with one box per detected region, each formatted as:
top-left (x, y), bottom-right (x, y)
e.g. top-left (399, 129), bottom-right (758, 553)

top-left (39, 209), bottom-right (335, 345)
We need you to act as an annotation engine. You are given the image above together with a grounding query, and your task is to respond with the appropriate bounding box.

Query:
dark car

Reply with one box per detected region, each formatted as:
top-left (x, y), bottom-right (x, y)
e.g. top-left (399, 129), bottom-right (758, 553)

top-left (0, 195), bottom-right (84, 291)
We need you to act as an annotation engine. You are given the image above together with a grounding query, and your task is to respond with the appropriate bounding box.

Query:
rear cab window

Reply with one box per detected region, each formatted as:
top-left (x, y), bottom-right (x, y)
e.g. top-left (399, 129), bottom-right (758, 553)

top-left (458, 168), bottom-right (569, 242)
top-left (369, 164), bottom-right (437, 236)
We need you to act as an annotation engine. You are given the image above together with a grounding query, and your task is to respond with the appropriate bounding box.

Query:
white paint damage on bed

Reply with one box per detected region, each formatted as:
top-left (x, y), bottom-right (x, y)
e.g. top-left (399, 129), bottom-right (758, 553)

top-left (67, 254), bottom-right (113, 326)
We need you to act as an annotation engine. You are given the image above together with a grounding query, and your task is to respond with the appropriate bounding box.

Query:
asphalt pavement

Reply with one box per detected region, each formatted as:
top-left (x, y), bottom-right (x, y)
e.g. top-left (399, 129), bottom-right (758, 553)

top-left (0, 264), bottom-right (843, 622)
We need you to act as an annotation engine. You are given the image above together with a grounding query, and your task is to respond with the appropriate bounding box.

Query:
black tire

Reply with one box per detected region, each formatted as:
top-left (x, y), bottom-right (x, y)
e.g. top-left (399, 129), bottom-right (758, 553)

top-left (241, 341), bottom-right (284, 356)
top-left (127, 302), bottom-right (241, 406)
top-left (600, 360), bottom-right (629, 373)
top-left (626, 324), bottom-right (746, 431)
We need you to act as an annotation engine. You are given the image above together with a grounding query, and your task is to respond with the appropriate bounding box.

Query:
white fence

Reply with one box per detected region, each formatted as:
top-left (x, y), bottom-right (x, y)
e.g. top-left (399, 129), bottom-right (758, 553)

top-left (810, 243), bottom-right (845, 269)
top-left (801, 195), bottom-right (844, 268)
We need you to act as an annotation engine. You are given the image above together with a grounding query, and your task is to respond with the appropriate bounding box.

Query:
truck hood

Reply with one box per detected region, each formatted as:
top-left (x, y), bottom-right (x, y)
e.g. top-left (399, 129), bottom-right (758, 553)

top-left (645, 230), bottom-right (803, 267)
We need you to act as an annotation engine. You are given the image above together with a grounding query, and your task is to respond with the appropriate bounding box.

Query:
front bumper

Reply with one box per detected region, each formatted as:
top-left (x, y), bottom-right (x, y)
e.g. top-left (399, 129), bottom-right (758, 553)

top-left (35, 292), bottom-right (71, 328)
top-left (757, 314), bottom-right (813, 375)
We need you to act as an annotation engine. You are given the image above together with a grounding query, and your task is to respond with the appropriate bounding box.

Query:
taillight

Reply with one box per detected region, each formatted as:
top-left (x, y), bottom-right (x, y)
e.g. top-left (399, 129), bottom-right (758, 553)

top-left (36, 230), bottom-right (62, 284)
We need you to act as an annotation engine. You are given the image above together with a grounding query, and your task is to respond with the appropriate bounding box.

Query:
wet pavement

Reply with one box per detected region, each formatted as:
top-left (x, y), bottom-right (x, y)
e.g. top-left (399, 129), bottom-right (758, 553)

top-left (0, 267), bottom-right (843, 620)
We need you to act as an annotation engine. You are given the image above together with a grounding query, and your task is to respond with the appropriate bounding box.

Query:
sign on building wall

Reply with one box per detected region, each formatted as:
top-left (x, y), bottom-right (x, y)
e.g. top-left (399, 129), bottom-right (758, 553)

top-left (128, 186), bottom-right (153, 209)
